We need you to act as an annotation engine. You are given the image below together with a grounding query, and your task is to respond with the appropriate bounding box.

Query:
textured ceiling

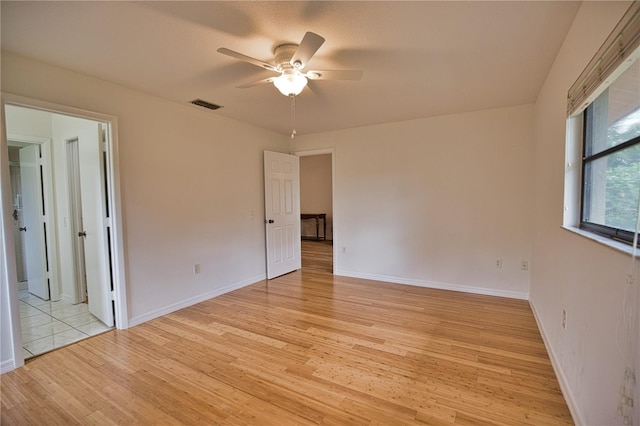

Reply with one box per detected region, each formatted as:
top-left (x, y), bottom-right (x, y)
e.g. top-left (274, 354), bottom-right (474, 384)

top-left (1, 1), bottom-right (581, 136)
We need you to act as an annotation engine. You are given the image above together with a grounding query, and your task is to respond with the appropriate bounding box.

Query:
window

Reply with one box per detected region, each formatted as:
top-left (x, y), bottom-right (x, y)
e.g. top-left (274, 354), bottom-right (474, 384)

top-left (581, 59), bottom-right (640, 244)
top-left (565, 2), bottom-right (640, 248)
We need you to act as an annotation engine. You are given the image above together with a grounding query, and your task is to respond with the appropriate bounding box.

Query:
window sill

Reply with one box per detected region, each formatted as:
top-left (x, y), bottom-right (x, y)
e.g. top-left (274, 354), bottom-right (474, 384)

top-left (562, 226), bottom-right (638, 257)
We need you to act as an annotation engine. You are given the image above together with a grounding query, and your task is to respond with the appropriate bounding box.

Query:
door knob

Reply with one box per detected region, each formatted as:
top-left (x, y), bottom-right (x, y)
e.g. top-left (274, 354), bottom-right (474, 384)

top-left (265, 219), bottom-right (274, 224)
top-left (78, 231), bottom-right (87, 237)
top-left (19, 227), bottom-right (27, 232)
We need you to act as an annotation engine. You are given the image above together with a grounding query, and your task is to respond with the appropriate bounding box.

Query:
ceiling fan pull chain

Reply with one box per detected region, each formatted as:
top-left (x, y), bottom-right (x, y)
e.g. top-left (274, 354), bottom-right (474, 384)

top-left (290, 94), bottom-right (297, 139)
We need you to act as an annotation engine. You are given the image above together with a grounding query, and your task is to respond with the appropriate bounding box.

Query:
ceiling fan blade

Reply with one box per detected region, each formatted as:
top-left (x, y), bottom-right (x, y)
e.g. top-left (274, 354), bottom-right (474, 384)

top-left (236, 77), bottom-right (277, 89)
top-left (217, 47), bottom-right (278, 72)
top-left (290, 32), bottom-right (325, 69)
top-left (305, 69), bottom-right (363, 81)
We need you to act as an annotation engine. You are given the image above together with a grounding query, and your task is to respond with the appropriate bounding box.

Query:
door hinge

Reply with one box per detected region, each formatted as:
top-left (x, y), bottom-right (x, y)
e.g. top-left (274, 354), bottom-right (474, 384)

top-left (104, 217), bottom-right (112, 227)
top-left (111, 290), bottom-right (116, 301)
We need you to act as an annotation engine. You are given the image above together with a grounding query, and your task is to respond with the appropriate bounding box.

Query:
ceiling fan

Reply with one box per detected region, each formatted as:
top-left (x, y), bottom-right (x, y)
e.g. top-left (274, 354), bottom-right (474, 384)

top-left (217, 32), bottom-right (363, 96)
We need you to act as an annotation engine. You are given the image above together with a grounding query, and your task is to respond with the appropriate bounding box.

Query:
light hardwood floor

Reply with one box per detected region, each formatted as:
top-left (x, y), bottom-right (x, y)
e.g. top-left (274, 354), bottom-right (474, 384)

top-left (1, 240), bottom-right (572, 425)
top-left (301, 239), bottom-right (333, 274)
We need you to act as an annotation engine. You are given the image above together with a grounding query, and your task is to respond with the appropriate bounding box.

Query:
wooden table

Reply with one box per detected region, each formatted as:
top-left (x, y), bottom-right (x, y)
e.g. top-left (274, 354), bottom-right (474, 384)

top-left (301, 213), bottom-right (327, 240)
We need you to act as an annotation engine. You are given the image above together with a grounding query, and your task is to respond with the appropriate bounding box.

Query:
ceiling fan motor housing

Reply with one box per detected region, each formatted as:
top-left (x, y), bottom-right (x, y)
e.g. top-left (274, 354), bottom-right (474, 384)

top-left (274, 44), bottom-right (299, 71)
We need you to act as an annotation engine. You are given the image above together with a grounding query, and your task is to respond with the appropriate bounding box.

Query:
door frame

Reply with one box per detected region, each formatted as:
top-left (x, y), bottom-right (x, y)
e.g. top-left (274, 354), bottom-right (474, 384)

top-left (295, 148), bottom-right (336, 275)
top-left (0, 93), bottom-right (129, 372)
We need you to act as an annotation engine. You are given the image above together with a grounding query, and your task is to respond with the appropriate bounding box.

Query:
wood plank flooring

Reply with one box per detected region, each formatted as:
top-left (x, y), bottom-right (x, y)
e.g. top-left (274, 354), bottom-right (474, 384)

top-left (1, 240), bottom-right (572, 425)
top-left (301, 239), bottom-right (333, 274)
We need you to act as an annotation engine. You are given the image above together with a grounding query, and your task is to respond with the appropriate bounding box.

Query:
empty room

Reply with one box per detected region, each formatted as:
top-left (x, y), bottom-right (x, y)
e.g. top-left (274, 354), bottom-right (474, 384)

top-left (1, 1), bottom-right (639, 425)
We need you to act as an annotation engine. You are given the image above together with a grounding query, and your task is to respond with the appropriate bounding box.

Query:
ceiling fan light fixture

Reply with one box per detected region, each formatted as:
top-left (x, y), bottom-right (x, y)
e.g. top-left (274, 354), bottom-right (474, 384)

top-left (274, 72), bottom-right (308, 96)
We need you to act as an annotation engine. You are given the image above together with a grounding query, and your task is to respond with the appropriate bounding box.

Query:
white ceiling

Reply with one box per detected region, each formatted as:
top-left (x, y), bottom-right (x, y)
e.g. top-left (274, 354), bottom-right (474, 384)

top-left (1, 1), bottom-right (581, 136)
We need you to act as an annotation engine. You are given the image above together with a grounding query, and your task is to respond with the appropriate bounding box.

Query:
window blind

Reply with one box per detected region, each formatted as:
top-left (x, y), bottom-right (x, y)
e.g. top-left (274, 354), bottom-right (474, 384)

top-left (567, 2), bottom-right (640, 117)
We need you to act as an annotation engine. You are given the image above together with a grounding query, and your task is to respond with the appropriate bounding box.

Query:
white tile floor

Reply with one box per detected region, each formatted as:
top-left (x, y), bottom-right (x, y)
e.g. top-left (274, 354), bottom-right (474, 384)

top-left (18, 289), bottom-right (113, 359)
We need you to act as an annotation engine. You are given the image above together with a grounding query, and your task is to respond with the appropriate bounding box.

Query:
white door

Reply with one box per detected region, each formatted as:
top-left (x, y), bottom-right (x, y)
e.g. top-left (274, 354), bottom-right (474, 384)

top-left (67, 138), bottom-right (88, 304)
top-left (78, 127), bottom-right (113, 327)
top-left (9, 160), bottom-right (27, 282)
top-left (19, 144), bottom-right (49, 300)
top-left (264, 151), bottom-right (301, 279)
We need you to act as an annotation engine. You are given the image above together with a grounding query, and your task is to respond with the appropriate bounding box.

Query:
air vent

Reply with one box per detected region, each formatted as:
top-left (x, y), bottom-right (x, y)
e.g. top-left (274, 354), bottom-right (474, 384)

top-left (190, 99), bottom-right (222, 110)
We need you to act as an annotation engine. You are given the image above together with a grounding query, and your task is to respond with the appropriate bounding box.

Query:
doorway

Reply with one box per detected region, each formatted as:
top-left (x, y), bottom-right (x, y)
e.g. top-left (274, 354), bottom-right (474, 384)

top-left (297, 149), bottom-right (335, 275)
top-left (1, 96), bottom-right (127, 369)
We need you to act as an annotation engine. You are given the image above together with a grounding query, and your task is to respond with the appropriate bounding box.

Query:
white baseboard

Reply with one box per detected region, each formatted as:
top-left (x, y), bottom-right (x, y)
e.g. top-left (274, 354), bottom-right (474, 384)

top-left (529, 299), bottom-right (583, 425)
top-left (1, 359), bottom-right (16, 374)
top-left (334, 269), bottom-right (529, 300)
top-left (128, 274), bottom-right (265, 327)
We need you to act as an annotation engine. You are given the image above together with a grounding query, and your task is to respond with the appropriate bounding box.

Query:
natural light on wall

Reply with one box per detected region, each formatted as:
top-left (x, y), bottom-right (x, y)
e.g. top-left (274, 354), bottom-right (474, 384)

top-left (564, 3), bottom-right (640, 425)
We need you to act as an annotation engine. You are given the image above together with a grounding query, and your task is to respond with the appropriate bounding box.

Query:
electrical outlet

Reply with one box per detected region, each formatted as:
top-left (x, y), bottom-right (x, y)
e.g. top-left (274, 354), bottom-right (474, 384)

top-left (193, 264), bottom-right (201, 275)
top-left (521, 260), bottom-right (528, 271)
top-left (495, 259), bottom-right (502, 268)
top-left (562, 309), bottom-right (567, 330)
top-left (342, 246), bottom-right (347, 254)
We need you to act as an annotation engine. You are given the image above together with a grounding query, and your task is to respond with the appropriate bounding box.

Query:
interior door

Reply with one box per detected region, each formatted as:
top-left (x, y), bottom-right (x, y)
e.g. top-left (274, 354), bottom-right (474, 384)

top-left (9, 159), bottom-right (27, 282)
top-left (19, 144), bottom-right (49, 300)
top-left (78, 127), bottom-right (114, 327)
top-left (67, 138), bottom-right (88, 304)
top-left (264, 151), bottom-right (301, 279)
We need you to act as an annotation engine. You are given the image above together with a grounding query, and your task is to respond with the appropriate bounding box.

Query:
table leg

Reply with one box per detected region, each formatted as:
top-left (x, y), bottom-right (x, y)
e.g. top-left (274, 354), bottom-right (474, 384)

top-left (323, 217), bottom-right (326, 240)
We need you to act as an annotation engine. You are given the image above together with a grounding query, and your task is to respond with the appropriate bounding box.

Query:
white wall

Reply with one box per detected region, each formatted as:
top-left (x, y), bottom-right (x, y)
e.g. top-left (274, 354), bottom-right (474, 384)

top-left (300, 154), bottom-right (333, 240)
top-left (530, 2), bottom-right (637, 425)
top-left (1, 51), bottom-right (289, 369)
top-left (5, 105), bottom-right (52, 139)
top-left (295, 104), bottom-right (534, 299)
